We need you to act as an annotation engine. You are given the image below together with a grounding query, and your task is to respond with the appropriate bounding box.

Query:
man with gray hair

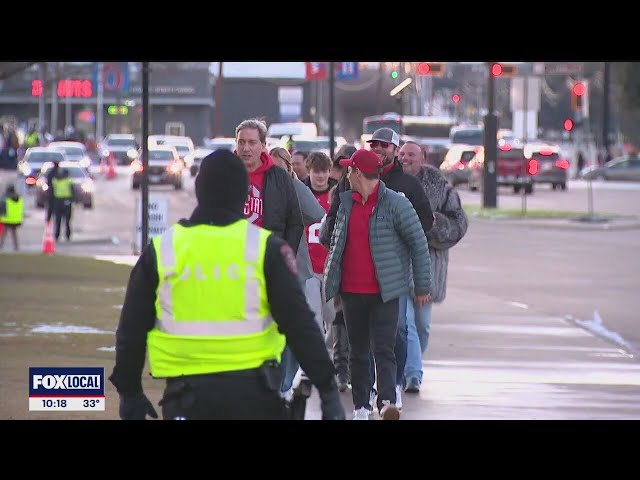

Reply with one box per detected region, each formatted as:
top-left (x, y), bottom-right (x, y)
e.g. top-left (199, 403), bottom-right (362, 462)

top-left (235, 118), bottom-right (303, 254)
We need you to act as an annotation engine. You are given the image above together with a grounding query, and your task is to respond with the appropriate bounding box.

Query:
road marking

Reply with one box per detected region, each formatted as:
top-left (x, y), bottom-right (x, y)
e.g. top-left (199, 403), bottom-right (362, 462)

top-left (507, 301), bottom-right (529, 309)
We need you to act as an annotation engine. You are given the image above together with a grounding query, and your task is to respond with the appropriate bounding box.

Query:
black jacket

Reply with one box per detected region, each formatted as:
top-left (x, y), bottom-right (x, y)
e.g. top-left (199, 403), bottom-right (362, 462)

top-left (261, 165), bottom-right (304, 254)
top-left (109, 206), bottom-right (336, 396)
top-left (321, 159), bottom-right (434, 247)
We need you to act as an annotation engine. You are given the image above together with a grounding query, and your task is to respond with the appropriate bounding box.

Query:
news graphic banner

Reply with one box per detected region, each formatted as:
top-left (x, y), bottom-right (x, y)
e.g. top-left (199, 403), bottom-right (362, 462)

top-left (29, 367), bottom-right (105, 411)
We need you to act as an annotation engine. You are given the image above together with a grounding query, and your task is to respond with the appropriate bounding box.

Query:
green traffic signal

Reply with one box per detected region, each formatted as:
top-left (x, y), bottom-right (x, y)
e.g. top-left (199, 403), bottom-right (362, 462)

top-left (391, 70), bottom-right (399, 79)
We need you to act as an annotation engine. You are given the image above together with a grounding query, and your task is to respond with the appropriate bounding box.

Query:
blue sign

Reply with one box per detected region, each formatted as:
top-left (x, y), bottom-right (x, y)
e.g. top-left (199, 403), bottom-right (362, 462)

top-left (92, 62), bottom-right (129, 94)
top-left (336, 62), bottom-right (359, 80)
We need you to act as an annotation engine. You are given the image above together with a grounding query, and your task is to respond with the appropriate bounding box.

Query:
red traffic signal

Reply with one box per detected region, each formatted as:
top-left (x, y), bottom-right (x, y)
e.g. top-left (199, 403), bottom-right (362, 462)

top-left (452, 93), bottom-right (461, 104)
top-left (563, 119), bottom-right (574, 131)
top-left (417, 62), bottom-right (444, 76)
top-left (491, 63), bottom-right (517, 77)
top-left (572, 82), bottom-right (586, 97)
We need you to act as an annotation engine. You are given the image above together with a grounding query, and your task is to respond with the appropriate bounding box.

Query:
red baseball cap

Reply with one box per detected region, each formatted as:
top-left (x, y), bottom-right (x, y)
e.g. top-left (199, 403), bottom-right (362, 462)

top-left (339, 149), bottom-right (383, 174)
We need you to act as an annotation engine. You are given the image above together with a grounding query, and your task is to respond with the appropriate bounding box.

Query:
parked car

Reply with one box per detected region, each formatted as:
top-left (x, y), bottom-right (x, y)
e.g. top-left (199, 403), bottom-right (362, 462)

top-left (580, 154), bottom-right (640, 181)
top-left (48, 141), bottom-right (92, 169)
top-left (35, 162), bottom-right (94, 209)
top-left (188, 148), bottom-right (214, 177)
top-left (440, 144), bottom-right (479, 186)
top-left (467, 140), bottom-right (536, 194)
top-left (525, 143), bottom-right (569, 190)
top-left (289, 135), bottom-right (347, 157)
top-left (148, 135), bottom-right (195, 167)
top-left (131, 146), bottom-right (183, 190)
top-left (203, 137), bottom-right (236, 152)
top-left (18, 147), bottom-right (66, 188)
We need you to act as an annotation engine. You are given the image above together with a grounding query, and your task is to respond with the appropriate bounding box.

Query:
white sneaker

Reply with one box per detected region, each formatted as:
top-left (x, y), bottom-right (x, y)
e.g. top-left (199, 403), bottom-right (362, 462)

top-left (353, 407), bottom-right (370, 420)
top-left (395, 385), bottom-right (403, 411)
top-left (368, 388), bottom-right (377, 411)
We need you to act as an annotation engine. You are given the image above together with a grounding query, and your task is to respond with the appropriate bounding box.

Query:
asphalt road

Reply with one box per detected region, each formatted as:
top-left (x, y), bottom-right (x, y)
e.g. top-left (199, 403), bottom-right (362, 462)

top-left (3, 167), bottom-right (640, 355)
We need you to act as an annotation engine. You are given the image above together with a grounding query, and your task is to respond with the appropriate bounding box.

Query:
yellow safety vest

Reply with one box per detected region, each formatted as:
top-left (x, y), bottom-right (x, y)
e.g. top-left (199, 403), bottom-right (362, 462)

top-left (147, 220), bottom-right (285, 378)
top-left (52, 177), bottom-right (73, 199)
top-left (0, 197), bottom-right (24, 225)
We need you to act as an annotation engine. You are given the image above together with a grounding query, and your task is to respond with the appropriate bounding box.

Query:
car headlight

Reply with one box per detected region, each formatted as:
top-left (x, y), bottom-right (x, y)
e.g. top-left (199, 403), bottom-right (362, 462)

top-left (81, 181), bottom-right (94, 193)
top-left (80, 157), bottom-right (91, 169)
top-left (127, 149), bottom-right (138, 159)
top-left (20, 163), bottom-right (31, 176)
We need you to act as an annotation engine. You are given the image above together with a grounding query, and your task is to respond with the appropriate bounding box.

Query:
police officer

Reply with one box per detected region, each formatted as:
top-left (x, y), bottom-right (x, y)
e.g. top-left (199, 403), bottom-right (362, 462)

top-left (51, 168), bottom-right (75, 241)
top-left (45, 160), bottom-right (61, 222)
top-left (109, 149), bottom-right (345, 420)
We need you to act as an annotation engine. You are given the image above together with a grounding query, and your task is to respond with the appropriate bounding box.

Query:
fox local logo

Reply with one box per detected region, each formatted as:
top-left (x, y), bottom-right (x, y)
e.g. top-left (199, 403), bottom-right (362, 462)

top-left (29, 367), bottom-right (104, 396)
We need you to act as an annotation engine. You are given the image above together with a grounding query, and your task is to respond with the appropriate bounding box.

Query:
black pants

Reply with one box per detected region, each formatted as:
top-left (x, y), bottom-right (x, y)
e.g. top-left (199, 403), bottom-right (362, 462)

top-left (54, 199), bottom-right (72, 240)
top-left (160, 368), bottom-right (289, 420)
top-left (341, 292), bottom-right (399, 411)
top-left (332, 310), bottom-right (350, 380)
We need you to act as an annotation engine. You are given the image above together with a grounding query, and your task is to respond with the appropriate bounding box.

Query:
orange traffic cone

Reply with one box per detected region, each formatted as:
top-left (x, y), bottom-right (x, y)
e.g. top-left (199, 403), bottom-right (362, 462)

top-left (106, 155), bottom-right (116, 179)
top-left (42, 220), bottom-right (56, 254)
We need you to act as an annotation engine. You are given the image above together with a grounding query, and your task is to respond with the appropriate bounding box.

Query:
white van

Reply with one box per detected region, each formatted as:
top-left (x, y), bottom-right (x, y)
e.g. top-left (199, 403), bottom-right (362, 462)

top-left (267, 122), bottom-right (318, 139)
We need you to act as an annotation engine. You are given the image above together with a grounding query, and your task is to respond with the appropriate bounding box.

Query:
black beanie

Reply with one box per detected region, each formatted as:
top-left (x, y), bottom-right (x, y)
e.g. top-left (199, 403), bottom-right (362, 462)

top-left (195, 149), bottom-right (249, 215)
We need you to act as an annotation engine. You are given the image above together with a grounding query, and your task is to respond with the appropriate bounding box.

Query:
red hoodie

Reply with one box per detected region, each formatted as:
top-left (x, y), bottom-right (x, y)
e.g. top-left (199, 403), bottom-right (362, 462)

top-left (243, 152), bottom-right (275, 227)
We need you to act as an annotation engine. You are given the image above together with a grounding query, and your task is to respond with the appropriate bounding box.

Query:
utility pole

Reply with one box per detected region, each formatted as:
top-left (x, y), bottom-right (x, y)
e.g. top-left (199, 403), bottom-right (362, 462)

top-left (51, 62), bottom-right (59, 136)
top-left (483, 62), bottom-right (498, 209)
top-left (96, 62), bottom-right (104, 141)
top-left (329, 62), bottom-right (336, 160)
top-left (213, 62), bottom-right (223, 138)
top-left (141, 62), bottom-right (150, 249)
top-left (38, 63), bottom-right (46, 132)
top-left (602, 62), bottom-right (611, 164)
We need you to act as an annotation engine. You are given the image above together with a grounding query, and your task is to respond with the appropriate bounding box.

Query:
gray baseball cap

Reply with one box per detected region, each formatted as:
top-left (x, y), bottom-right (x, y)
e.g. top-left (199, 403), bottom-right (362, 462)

top-left (367, 127), bottom-right (400, 147)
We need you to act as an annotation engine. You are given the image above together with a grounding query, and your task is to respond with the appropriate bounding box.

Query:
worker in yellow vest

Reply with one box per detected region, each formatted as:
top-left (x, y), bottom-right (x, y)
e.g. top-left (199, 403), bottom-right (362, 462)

top-left (51, 169), bottom-right (76, 242)
top-left (109, 149), bottom-right (345, 420)
top-left (0, 185), bottom-right (24, 251)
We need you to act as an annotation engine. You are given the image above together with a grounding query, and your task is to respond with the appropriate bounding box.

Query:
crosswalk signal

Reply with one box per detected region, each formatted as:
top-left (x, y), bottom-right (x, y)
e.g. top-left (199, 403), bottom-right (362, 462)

top-left (417, 62), bottom-right (444, 76)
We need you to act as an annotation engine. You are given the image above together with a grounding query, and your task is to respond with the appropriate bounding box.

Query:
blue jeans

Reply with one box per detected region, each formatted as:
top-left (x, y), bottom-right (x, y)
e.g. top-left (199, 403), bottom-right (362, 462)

top-left (404, 300), bottom-right (432, 383)
top-left (394, 295), bottom-right (409, 387)
top-left (279, 345), bottom-right (299, 393)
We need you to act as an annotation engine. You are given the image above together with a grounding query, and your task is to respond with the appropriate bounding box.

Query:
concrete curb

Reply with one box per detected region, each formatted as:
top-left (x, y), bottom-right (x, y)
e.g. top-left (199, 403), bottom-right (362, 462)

top-left (469, 216), bottom-right (640, 231)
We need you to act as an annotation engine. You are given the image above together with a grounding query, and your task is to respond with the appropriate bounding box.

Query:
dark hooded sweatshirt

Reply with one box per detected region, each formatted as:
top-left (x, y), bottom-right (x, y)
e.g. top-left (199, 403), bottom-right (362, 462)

top-left (109, 151), bottom-right (335, 396)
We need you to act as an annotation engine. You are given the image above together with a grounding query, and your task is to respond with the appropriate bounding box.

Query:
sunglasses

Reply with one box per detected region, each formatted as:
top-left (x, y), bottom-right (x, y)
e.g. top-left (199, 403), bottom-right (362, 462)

top-left (369, 141), bottom-right (390, 148)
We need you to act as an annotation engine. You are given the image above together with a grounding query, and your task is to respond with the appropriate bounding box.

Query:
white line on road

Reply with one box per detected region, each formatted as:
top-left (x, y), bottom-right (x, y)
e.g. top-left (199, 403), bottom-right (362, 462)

top-left (507, 301), bottom-right (529, 309)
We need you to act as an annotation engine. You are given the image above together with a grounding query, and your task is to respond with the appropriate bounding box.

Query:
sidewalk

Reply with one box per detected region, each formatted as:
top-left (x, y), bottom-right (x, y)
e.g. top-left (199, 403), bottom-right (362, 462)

top-left (301, 286), bottom-right (640, 420)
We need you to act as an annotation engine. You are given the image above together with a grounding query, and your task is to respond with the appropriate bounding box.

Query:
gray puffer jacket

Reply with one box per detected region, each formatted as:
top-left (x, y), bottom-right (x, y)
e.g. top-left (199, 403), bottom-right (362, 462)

top-left (416, 165), bottom-right (468, 303)
top-left (324, 181), bottom-right (431, 303)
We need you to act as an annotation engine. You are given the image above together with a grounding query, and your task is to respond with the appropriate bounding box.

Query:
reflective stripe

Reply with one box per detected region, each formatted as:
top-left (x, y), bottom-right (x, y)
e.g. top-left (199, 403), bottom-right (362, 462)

top-left (158, 229), bottom-right (175, 321)
top-left (245, 223), bottom-right (260, 322)
top-left (156, 221), bottom-right (270, 337)
top-left (158, 315), bottom-right (274, 336)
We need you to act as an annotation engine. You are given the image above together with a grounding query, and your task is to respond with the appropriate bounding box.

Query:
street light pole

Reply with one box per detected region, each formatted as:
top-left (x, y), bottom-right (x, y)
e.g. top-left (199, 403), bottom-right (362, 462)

top-left (329, 62), bottom-right (336, 161)
top-left (602, 61), bottom-right (611, 164)
top-left (141, 62), bottom-right (150, 249)
top-left (483, 62), bottom-right (498, 209)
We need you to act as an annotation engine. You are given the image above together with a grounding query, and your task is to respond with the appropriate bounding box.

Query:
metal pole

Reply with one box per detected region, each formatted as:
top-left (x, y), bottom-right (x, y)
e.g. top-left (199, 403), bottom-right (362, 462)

top-left (483, 62), bottom-right (498, 208)
top-left (141, 62), bottom-right (150, 249)
top-left (602, 62), bottom-right (611, 164)
top-left (213, 62), bottom-right (223, 138)
top-left (51, 63), bottom-right (59, 136)
top-left (96, 62), bottom-right (104, 141)
top-left (38, 63), bottom-right (46, 132)
top-left (521, 76), bottom-right (528, 216)
top-left (329, 62), bottom-right (336, 160)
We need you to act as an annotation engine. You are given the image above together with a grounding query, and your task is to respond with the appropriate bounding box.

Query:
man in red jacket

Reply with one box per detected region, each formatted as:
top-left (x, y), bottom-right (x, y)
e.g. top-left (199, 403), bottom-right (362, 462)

top-left (235, 119), bottom-right (303, 254)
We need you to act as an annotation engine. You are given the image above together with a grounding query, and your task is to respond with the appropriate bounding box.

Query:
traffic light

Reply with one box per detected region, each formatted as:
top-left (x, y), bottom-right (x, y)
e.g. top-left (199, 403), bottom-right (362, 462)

top-left (563, 118), bottom-right (574, 132)
top-left (452, 93), bottom-right (461, 104)
top-left (390, 70), bottom-right (399, 79)
top-left (491, 63), bottom-right (517, 77)
top-left (571, 81), bottom-right (586, 111)
top-left (417, 62), bottom-right (444, 76)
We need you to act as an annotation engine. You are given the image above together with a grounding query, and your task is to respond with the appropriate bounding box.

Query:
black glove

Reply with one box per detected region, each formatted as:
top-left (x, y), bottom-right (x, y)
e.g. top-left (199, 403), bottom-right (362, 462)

top-left (119, 392), bottom-right (159, 420)
top-left (318, 381), bottom-right (346, 420)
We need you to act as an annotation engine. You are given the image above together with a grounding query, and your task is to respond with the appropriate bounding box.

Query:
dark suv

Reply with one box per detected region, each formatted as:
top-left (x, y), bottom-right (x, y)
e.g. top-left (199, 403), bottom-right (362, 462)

top-left (467, 142), bottom-right (536, 194)
top-left (526, 143), bottom-right (568, 190)
top-left (131, 146), bottom-right (183, 190)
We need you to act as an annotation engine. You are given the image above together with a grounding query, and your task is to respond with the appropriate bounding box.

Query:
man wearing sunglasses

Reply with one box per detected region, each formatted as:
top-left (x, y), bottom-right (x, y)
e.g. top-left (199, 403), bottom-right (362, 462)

top-left (321, 127), bottom-right (435, 411)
